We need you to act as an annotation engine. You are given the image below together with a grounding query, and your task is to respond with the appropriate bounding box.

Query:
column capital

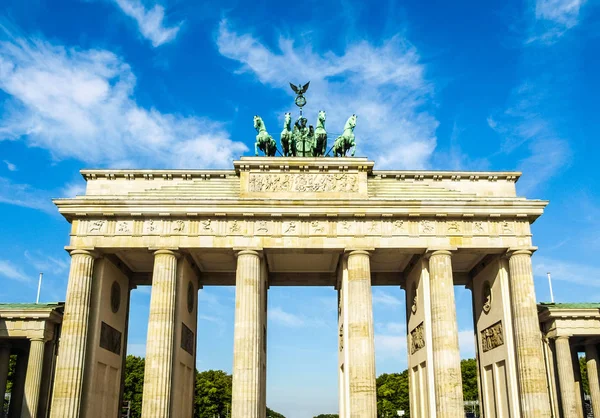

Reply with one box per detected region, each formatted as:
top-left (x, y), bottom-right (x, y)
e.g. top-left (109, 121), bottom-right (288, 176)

top-left (67, 248), bottom-right (99, 258)
top-left (345, 249), bottom-right (373, 258)
top-left (506, 247), bottom-right (538, 258)
top-left (150, 248), bottom-right (180, 257)
top-left (425, 248), bottom-right (454, 258)
top-left (234, 249), bottom-right (263, 258)
top-left (556, 335), bottom-right (571, 341)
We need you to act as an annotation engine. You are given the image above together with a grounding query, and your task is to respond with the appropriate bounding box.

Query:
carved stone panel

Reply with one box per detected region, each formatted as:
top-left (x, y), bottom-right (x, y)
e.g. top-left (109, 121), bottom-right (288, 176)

top-left (181, 323), bottom-right (194, 356)
top-left (481, 321), bottom-right (504, 352)
top-left (100, 321), bottom-right (122, 355)
top-left (248, 173), bottom-right (359, 193)
top-left (410, 322), bottom-right (425, 354)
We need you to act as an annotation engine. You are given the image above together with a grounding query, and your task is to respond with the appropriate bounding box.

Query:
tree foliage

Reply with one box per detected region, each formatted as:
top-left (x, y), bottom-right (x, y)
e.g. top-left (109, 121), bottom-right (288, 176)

top-left (461, 358), bottom-right (479, 401)
top-left (194, 370), bottom-right (232, 418)
top-left (121, 355), bottom-right (286, 418)
top-left (580, 356), bottom-right (590, 395)
top-left (123, 355), bottom-right (145, 418)
top-left (376, 370), bottom-right (409, 417)
top-left (313, 415), bottom-right (339, 418)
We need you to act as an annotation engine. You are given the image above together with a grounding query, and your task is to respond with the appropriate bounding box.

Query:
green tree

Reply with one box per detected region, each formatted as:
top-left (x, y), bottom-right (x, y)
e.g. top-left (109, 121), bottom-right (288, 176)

top-left (461, 358), bottom-right (479, 402)
top-left (267, 407), bottom-right (286, 417)
top-left (313, 414), bottom-right (339, 418)
top-left (194, 370), bottom-right (232, 418)
top-left (123, 355), bottom-right (145, 418)
top-left (580, 356), bottom-right (590, 395)
top-left (376, 370), bottom-right (409, 417)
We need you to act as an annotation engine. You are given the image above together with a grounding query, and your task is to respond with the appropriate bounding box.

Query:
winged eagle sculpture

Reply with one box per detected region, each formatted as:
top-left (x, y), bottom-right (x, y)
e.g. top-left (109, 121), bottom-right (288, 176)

top-left (290, 82), bottom-right (310, 109)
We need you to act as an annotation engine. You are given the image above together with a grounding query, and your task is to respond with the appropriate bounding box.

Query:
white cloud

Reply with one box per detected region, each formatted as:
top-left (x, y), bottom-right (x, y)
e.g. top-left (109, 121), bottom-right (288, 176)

top-left (61, 181), bottom-right (86, 198)
top-left (216, 20), bottom-right (438, 169)
top-left (3, 160), bottom-right (16, 171)
top-left (113, 0), bottom-right (182, 47)
top-left (0, 260), bottom-right (32, 283)
top-left (530, 0), bottom-right (587, 43)
top-left (372, 289), bottom-right (402, 307)
top-left (24, 251), bottom-right (69, 275)
top-left (0, 177), bottom-right (56, 213)
top-left (269, 306), bottom-right (305, 327)
top-left (488, 82), bottom-right (571, 194)
top-left (127, 343), bottom-right (146, 357)
top-left (458, 329), bottom-right (476, 359)
top-left (0, 34), bottom-right (247, 168)
top-left (375, 333), bottom-right (406, 360)
top-left (533, 256), bottom-right (600, 289)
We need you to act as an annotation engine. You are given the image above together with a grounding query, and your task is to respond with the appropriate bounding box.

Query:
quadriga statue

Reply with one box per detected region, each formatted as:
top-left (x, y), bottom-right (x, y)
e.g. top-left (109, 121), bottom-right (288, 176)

top-left (332, 114), bottom-right (357, 157)
top-left (254, 115), bottom-right (277, 157)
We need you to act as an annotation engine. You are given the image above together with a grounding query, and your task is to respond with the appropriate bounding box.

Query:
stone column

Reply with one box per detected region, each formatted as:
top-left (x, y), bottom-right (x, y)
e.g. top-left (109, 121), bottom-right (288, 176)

top-left (141, 250), bottom-right (179, 418)
top-left (346, 250), bottom-right (377, 417)
top-left (21, 338), bottom-right (46, 418)
top-left (555, 336), bottom-right (578, 417)
top-left (8, 352), bottom-right (27, 418)
top-left (428, 250), bottom-right (464, 418)
top-left (507, 249), bottom-right (551, 417)
top-left (0, 345), bottom-right (9, 403)
top-left (585, 344), bottom-right (600, 418)
top-left (231, 250), bottom-right (263, 418)
top-left (50, 249), bottom-right (96, 418)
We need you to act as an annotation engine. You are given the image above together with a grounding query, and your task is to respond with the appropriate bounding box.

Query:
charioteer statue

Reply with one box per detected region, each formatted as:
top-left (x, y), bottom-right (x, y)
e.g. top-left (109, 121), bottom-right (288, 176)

top-left (254, 82), bottom-right (356, 157)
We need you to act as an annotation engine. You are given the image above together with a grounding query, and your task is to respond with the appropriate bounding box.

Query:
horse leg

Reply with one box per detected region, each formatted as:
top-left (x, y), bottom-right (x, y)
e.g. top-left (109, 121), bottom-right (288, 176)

top-left (255, 142), bottom-right (259, 156)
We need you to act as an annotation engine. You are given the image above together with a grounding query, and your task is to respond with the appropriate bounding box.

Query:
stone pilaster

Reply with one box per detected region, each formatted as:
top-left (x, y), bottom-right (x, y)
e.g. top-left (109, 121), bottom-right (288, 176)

top-left (586, 344), bottom-right (600, 418)
top-left (555, 336), bottom-right (578, 417)
top-left (346, 250), bottom-right (377, 418)
top-left (0, 345), bottom-right (9, 402)
top-left (8, 352), bottom-right (27, 418)
top-left (231, 250), bottom-right (264, 418)
top-left (428, 250), bottom-right (464, 418)
top-left (507, 249), bottom-right (551, 417)
top-left (141, 250), bottom-right (179, 418)
top-left (50, 249), bottom-right (96, 418)
top-left (22, 338), bottom-right (46, 418)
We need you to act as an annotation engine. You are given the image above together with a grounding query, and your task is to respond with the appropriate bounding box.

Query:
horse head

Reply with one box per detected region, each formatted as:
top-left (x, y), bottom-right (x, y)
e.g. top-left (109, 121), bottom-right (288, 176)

top-left (318, 110), bottom-right (326, 123)
top-left (253, 115), bottom-right (261, 130)
top-left (284, 112), bottom-right (291, 128)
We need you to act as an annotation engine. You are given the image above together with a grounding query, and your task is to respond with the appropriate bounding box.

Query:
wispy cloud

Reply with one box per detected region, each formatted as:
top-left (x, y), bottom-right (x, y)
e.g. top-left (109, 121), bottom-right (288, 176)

top-left (0, 33), bottom-right (247, 168)
top-left (372, 289), bottom-right (402, 308)
top-left (216, 19), bottom-right (438, 169)
top-left (0, 259), bottom-right (33, 283)
top-left (488, 82), bottom-right (571, 194)
top-left (61, 181), bottom-right (86, 198)
top-left (113, 0), bottom-right (182, 47)
top-left (533, 256), bottom-right (600, 289)
top-left (24, 251), bottom-right (69, 275)
top-left (458, 329), bottom-right (476, 359)
top-left (529, 0), bottom-right (587, 44)
top-left (3, 160), bottom-right (16, 171)
top-left (0, 177), bottom-right (56, 213)
top-left (269, 306), bottom-right (305, 327)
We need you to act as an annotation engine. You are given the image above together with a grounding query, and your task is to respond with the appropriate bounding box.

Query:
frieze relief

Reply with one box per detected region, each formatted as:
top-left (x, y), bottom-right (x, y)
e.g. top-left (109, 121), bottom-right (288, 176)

top-left (410, 322), bottom-right (425, 354)
top-left (78, 217), bottom-right (528, 242)
top-left (481, 321), bottom-right (504, 352)
top-left (248, 173), bottom-right (359, 193)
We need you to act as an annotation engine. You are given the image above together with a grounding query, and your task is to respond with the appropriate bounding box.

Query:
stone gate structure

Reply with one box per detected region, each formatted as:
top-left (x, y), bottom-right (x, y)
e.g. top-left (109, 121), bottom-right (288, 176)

top-left (45, 156), bottom-right (555, 418)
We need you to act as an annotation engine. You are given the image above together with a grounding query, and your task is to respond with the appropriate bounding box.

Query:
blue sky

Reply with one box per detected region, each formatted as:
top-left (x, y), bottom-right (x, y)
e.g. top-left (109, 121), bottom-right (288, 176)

top-left (0, 0), bottom-right (599, 416)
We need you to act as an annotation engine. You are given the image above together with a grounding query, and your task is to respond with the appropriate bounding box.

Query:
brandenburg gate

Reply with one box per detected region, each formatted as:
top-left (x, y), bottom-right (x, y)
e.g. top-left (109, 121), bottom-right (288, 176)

top-left (48, 156), bottom-right (553, 417)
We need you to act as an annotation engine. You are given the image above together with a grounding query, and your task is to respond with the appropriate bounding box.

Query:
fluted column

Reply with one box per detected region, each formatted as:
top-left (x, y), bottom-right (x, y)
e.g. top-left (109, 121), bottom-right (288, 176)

top-left (585, 344), bottom-right (600, 418)
top-left (508, 249), bottom-right (552, 417)
top-left (0, 345), bottom-right (9, 403)
top-left (346, 250), bottom-right (377, 417)
top-left (555, 336), bottom-right (578, 417)
top-left (8, 353), bottom-right (27, 418)
top-left (231, 250), bottom-right (263, 418)
top-left (22, 338), bottom-right (46, 418)
top-left (49, 249), bottom-right (95, 418)
top-left (141, 250), bottom-right (179, 418)
top-left (428, 250), bottom-right (464, 418)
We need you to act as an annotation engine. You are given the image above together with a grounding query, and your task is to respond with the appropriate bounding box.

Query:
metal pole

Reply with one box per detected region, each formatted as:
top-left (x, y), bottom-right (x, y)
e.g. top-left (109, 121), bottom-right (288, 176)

top-left (36, 272), bottom-right (43, 304)
top-left (547, 272), bottom-right (555, 303)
